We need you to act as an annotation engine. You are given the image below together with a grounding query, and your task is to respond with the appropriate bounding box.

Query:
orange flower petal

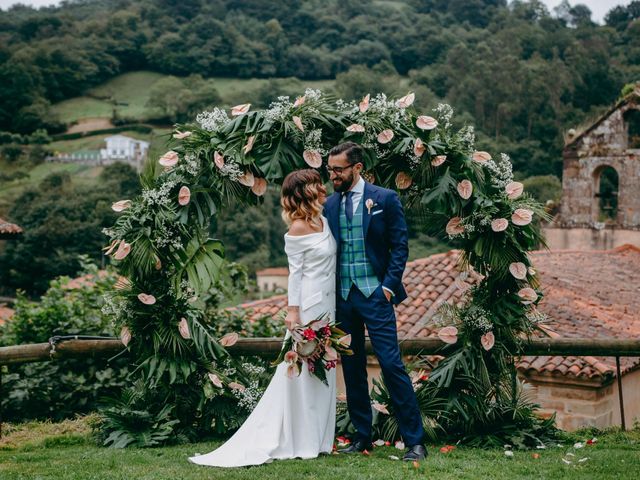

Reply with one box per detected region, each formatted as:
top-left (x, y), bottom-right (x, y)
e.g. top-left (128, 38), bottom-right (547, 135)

top-left (359, 94), bottom-right (370, 113)
top-left (445, 217), bottom-right (464, 235)
top-left (395, 172), bottom-right (413, 190)
top-left (137, 293), bottom-right (156, 305)
top-left (431, 155), bottom-right (446, 167)
top-left (251, 177), bottom-right (267, 196)
top-left (472, 151), bottom-right (491, 163)
top-left (238, 171), bottom-right (255, 187)
top-left (231, 103), bottom-right (251, 116)
top-left (414, 138), bottom-right (426, 157)
top-left (303, 150), bottom-right (322, 168)
top-left (220, 332), bottom-right (239, 347)
top-left (509, 262), bottom-right (527, 280)
top-left (178, 186), bottom-right (191, 206)
top-left (438, 326), bottom-right (458, 344)
top-left (416, 115), bottom-right (438, 130)
top-left (396, 92), bottom-right (415, 108)
top-left (457, 180), bottom-right (473, 200)
top-left (377, 129), bottom-right (394, 144)
top-left (491, 218), bottom-right (509, 232)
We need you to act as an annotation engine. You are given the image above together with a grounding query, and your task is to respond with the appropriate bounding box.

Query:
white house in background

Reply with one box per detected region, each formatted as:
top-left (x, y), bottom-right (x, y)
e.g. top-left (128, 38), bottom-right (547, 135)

top-left (100, 135), bottom-right (149, 170)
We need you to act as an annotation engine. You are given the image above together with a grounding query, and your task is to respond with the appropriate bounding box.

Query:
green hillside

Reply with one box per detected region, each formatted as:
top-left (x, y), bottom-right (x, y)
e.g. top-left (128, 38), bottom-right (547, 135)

top-left (51, 71), bottom-right (335, 124)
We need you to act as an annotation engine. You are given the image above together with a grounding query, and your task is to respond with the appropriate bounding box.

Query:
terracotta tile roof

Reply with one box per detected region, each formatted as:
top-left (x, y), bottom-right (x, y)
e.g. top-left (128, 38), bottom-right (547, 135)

top-left (256, 267), bottom-right (289, 276)
top-left (0, 218), bottom-right (23, 237)
top-left (238, 246), bottom-right (640, 382)
top-left (0, 304), bottom-right (14, 325)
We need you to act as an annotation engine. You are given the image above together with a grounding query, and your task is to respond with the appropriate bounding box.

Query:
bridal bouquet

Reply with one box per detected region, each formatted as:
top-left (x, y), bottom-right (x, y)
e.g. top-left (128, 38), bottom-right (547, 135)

top-left (273, 314), bottom-right (353, 385)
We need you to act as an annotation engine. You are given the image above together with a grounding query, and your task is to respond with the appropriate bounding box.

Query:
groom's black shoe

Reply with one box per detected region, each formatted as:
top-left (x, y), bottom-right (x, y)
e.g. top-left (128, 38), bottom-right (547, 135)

top-left (337, 439), bottom-right (373, 454)
top-left (403, 444), bottom-right (428, 461)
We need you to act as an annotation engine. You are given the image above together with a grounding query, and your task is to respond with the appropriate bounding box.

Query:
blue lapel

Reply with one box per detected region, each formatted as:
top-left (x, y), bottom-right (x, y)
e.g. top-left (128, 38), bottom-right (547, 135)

top-left (362, 182), bottom-right (377, 238)
top-left (326, 193), bottom-right (341, 243)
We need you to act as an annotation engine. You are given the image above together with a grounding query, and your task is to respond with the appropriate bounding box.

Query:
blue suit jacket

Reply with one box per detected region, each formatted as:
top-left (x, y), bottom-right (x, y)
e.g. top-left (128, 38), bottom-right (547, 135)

top-left (324, 181), bottom-right (409, 304)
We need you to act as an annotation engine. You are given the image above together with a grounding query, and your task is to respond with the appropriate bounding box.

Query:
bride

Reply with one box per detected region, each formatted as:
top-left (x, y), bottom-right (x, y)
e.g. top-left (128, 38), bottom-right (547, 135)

top-left (189, 169), bottom-right (338, 468)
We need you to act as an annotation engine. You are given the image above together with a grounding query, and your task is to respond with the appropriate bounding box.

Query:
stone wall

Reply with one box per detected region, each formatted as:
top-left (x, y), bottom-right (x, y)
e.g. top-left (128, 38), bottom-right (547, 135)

top-left (560, 100), bottom-right (640, 229)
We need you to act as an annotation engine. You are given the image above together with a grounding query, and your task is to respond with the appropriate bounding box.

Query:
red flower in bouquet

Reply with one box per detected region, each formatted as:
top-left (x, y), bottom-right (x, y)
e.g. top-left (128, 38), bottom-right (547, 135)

top-left (273, 313), bottom-right (353, 385)
top-left (303, 328), bottom-right (317, 340)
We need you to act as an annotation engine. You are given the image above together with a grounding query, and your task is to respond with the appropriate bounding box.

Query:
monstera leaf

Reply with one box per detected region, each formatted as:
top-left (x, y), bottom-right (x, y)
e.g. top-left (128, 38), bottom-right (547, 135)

top-left (173, 236), bottom-right (225, 296)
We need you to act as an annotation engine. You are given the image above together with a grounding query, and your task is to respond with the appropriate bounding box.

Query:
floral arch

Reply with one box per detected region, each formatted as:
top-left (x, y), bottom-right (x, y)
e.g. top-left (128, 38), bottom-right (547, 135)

top-left (101, 89), bottom-right (553, 447)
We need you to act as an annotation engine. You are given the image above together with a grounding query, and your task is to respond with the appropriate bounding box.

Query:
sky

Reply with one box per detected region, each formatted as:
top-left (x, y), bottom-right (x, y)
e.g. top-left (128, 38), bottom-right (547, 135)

top-left (0, 0), bottom-right (634, 24)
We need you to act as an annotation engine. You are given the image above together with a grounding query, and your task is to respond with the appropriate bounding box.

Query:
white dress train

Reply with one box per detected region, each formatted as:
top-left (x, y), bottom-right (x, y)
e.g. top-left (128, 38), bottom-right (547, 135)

top-left (189, 216), bottom-right (337, 468)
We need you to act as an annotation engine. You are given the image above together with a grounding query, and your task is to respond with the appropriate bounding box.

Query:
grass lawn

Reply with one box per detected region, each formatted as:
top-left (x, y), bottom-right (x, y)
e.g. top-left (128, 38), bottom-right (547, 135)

top-left (51, 71), bottom-right (336, 124)
top-left (1, 417), bottom-right (638, 479)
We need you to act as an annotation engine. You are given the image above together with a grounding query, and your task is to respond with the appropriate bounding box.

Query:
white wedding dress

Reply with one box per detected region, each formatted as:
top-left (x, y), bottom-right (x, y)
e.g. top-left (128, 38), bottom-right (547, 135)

top-left (189, 216), bottom-right (337, 468)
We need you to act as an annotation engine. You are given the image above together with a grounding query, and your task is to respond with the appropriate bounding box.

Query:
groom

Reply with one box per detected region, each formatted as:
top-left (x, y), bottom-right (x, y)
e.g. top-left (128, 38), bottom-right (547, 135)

top-left (324, 142), bottom-right (427, 461)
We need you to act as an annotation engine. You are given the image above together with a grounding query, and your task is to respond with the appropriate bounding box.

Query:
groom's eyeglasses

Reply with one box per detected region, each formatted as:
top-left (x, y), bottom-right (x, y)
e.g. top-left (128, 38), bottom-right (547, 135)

top-left (326, 164), bottom-right (355, 175)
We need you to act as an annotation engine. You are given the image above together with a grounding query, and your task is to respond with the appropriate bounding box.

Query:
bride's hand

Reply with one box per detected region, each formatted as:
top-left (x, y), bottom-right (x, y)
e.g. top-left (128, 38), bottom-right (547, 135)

top-left (285, 308), bottom-right (300, 331)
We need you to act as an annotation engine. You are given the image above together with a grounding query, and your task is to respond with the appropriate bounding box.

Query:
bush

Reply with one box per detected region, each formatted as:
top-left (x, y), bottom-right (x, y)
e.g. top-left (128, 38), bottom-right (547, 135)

top-left (0, 260), bottom-right (130, 422)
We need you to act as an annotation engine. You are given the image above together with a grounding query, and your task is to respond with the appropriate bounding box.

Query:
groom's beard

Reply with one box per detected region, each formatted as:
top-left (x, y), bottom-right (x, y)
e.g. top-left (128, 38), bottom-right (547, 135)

top-left (332, 172), bottom-right (355, 193)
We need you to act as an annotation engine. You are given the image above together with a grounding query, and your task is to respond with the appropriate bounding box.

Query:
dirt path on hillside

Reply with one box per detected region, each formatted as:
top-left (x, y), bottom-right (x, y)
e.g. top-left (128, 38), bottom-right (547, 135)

top-left (67, 118), bottom-right (114, 134)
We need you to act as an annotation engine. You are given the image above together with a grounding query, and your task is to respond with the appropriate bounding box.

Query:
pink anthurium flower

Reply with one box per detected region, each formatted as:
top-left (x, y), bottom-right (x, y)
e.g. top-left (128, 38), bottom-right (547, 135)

top-left (457, 180), bottom-right (473, 200)
top-left (284, 350), bottom-right (299, 364)
top-left (111, 200), bottom-right (131, 212)
top-left (238, 171), bottom-right (255, 187)
top-left (396, 92), bottom-right (415, 108)
top-left (512, 208), bottom-right (534, 226)
top-left (286, 362), bottom-right (300, 378)
top-left (137, 293), bottom-right (156, 305)
top-left (120, 326), bottom-right (131, 347)
top-left (445, 217), bottom-right (464, 235)
top-left (431, 155), bottom-right (446, 167)
top-left (251, 177), bottom-right (267, 196)
top-left (509, 262), bottom-right (528, 280)
top-left (505, 181), bottom-right (524, 200)
top-left (178, 317), bottom-right (191, 339)
top-left (303, 150), bottom-right (322, 168)
top-left (243, 135), bottom-right (256, 155)
top-left (359, 94), bottom-right (370, 113)
top-left (395, 172), bottom-right (413, 190)
top-left (438, 326), bottom-right (459, 344)
top-left (173, 130), bottom-right (192, 139)
top-left (372, 402), bottom-right (390, 415)
top-left (231, 103), bottom-right (251, 116)
top-left (228, 382), bottom-right (246, 392)
top-left (294, 96), bottom-right (305, 107)
top-left (338, 334), bottom-right (352, 348)
top-left (113, 240), bottom-right (131, 260)
top-left (159, 150), bottom-right (179, 168)
top-left (178, 186), bottom-right (191, 206)
top-left (346, 124), bottom-right (365, 132)
top-left (518, 287), bottom-right (538, 304)
top-left (208, 373), bottom-right (223, 388)
top-left (219, 332), bottom-right (239, 347)
top-left (472, 151), bottom-right (491, 163)
top-left (416, 116), bottom-right (438, 130)
top-left (213, 151), bottom-right (224, 169)
top-left (103, 239), bottom-right (119, 256)
top-left (491, 218), bottom-right (509, 232)
top-left (377, 129), bottom-right (394, 144)
top-left (292, 115), bottom-right (304, 132)
top-left (154, 255), bottom-right (162, 271)
top-left (414, 138), bottom-right (426, 157)
top-left (481, 331), bottom-right (495, 351)
top-left (324, 345), bottom-right (339, 361)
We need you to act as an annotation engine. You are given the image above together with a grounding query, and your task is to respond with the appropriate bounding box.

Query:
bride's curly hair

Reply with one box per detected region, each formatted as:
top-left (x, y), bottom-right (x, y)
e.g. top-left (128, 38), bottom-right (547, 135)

top-left (281, 169), bottom-right (326, 226)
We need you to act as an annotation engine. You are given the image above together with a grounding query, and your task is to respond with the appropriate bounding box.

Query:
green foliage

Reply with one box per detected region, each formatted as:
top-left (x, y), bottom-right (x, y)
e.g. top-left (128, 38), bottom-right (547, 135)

top-left (0, 261), bottom-right (129, 422)
top-left (522, 175), bottom-right (562, 205)
top-left (145, 75), bottom-right (222, 123)
top-left (0, 162), bottom-right (140, 295)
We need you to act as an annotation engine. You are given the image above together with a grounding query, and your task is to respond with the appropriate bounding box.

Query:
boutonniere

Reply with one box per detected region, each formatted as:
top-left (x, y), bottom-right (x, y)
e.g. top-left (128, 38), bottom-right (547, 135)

top-left (365, 198), bottom-right (375, 214)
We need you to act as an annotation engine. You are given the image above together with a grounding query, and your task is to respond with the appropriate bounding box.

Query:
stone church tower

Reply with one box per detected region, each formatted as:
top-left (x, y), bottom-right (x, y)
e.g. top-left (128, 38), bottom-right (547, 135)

top-left (545, 86), bottom-right (640, 250)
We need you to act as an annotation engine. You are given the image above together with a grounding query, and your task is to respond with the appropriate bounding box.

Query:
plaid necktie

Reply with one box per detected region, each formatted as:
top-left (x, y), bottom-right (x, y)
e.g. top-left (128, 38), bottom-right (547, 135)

top-left (343, 191), bottom-right (354, 223)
